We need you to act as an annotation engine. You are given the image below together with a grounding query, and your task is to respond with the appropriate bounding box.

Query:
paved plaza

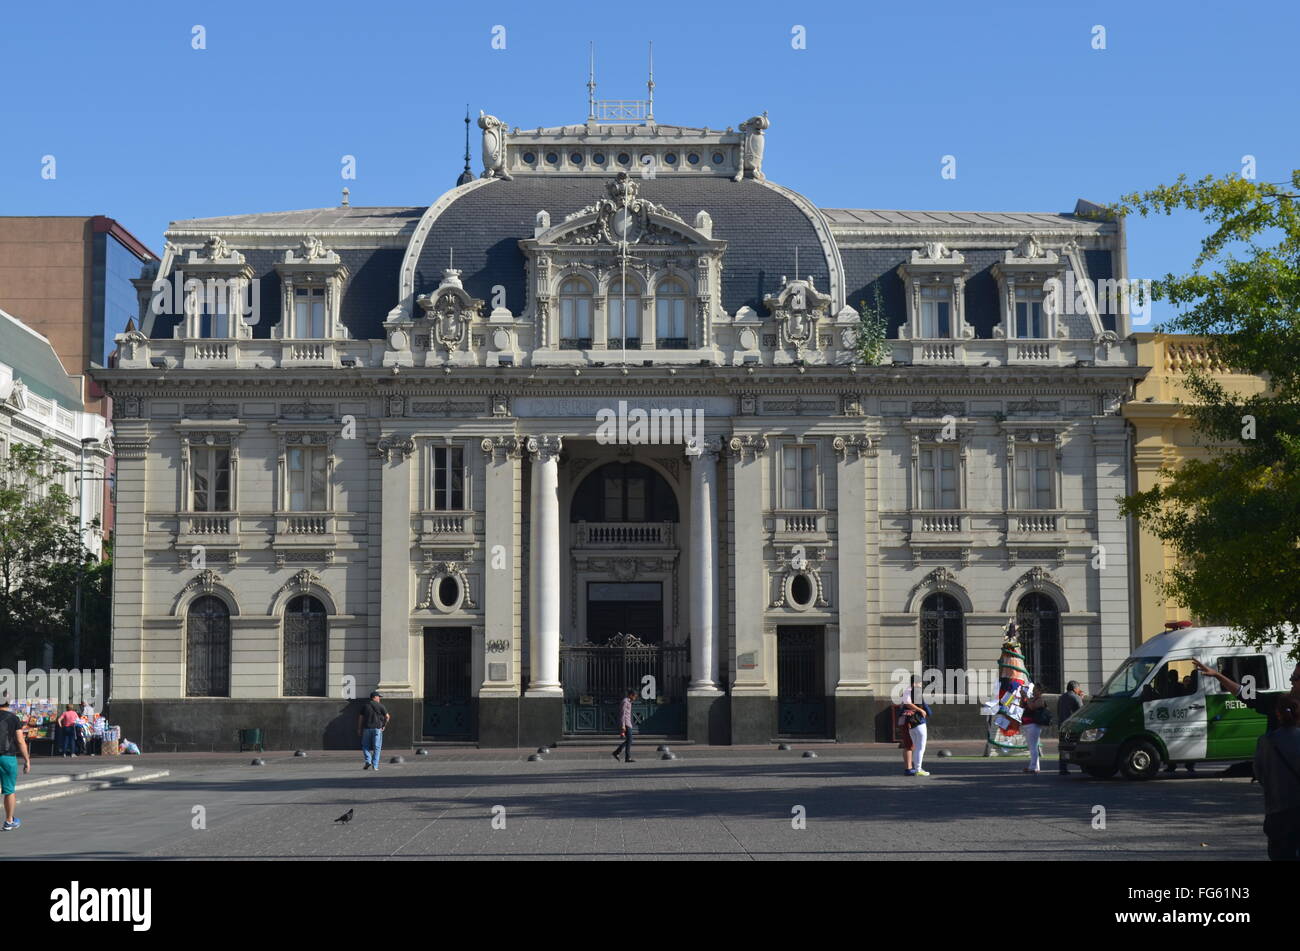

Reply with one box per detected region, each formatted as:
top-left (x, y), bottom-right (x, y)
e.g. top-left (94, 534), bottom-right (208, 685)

top-left (4, 743), bottom-right (1268, 861)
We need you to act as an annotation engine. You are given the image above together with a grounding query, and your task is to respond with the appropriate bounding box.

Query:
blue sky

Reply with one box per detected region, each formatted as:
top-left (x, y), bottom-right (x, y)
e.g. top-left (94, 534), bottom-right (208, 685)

top-left (2, 0), bottom-right (1296, 329)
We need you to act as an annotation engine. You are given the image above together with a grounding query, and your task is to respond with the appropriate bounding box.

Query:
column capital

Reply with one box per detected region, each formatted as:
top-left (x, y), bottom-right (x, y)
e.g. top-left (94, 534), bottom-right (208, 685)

top-left (525, 434), bottom-right (563, 462)
top-left (685, 435), bottom-right (722, 463)
top-left (376, 434), bottom-right (415, 463)
top-left (832, 434), bottom-right (876, 460)
top-left (480, 434), bottom-right (524, 461)
top-left (727, 433), bottom-right (768, 461)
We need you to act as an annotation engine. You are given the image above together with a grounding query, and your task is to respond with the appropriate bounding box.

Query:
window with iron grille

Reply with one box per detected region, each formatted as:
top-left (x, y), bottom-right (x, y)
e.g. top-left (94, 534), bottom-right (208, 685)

top-left (283, 595), bottom-right (327, 697)
top-left (1017, 592), bottom-right (1061, 692)
top-left (432, 446), bottom-right (465, 511)
top-left (921, 593), bottom-right (965, 673)
top-left (186, 595), bottom-right (231, 697)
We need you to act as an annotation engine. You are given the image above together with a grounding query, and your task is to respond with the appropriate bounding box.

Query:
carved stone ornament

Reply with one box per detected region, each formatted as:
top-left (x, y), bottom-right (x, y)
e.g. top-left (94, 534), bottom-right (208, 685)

top-left (416, 268), bottom-right (484, 350)
top-left (684, 435), bottom-right (722, 461)
top-left (727, 433), bottom-right (769, 461)
top-left (764, 274), bottom-right (833, 352)
top-left (733, 113), bottom-right (770, 182)
top-left (906, 566), bottom-right (958, 608)
top-left (526, 435), bottom-right (563, 462)
top-left (556, 173), bottom-right (687, 248)
top-left (480, 434), bottom-right (524, 460)
top-left (376, 435), bottom-right (415, 462)
top-left (832, 434), bottom-right (873, 460)
top-left (187, 568), bottom-right (222, 595)
top-left (479, 112), bottom-right (512, 181)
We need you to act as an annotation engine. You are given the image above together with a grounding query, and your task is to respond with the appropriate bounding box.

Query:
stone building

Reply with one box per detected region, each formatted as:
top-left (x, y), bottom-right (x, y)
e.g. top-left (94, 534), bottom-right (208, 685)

top-left (94, 107), bottom-right (1146, 750)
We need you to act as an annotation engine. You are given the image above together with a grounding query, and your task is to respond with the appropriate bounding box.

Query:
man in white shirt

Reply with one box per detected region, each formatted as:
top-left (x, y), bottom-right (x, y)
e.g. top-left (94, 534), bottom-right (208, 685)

top-left (611, 689), bottom-right (637, 763)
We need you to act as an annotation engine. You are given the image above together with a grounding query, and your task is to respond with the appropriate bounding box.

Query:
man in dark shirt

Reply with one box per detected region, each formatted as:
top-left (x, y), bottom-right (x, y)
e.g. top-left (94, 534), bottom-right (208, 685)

top-left (357, 691), bottom-right (390, 772)
top-left (0, 695), bottom-right (32, 831)
top-left (1193, 658), bottom-right (1300, 732)
top-left (1056, 681), bottom-right (1085, 776)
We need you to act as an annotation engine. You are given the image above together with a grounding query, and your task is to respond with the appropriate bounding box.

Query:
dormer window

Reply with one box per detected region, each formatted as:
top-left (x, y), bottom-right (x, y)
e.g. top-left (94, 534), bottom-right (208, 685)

top-left (655, 279), bottom-right (688, 348)
top-left (1014, 287), bottom-right (1046, 338)
top-left (897, 244), bottom-right (972, 341)
top-left (293, 287), bottom-right (326, 338)
top-left (559, 277), bottom-right (593, 349)
top-left (919, 286), bottom-right (952, 338)
top-left (198, 289), bottom-right (229, 339)
top-left (608, 279), bottom-right (642, 348)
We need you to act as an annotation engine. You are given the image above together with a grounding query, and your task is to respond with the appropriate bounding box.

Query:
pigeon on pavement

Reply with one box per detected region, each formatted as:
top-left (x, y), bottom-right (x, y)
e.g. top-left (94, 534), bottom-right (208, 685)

top-left (334, 808), bottom-right (354, 824)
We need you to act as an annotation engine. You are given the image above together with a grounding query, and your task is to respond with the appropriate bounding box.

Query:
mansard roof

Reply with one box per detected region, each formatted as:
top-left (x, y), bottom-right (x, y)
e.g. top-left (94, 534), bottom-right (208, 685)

top-left (166, 206), bottom-right (424, 234)
top-left (408, 176), bottom-right (834, 318)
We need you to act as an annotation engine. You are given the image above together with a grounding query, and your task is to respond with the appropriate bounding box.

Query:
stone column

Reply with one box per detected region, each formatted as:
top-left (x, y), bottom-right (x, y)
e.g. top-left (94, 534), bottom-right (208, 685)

top-left (833, 434), bottom-right (875, 741)
top-left (377, 435), bottom-right (416, 697)
top-left (686, 436), bottom-right (724, 742)
top-left (479, 435), bottom-right (523, 746)
top-left (728, 434), bottom-right (770, 743)
top-left (525, 435), bottom-right (563, 696)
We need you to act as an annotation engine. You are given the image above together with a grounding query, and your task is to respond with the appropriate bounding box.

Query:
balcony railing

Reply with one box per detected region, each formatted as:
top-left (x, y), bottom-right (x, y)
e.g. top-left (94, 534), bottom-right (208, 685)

top-left (915, 513), bottom-right (964, 534)
top-left (772, 511), bottom-right (827, 536)
top-left (187, 514), bottom-right (233, 535)
top-left (1014, 514), bottom-right (1058, 533)
top-left (284, 514), bottom-right (330, 535)
top-left (573, 521), bottom-right (674, 547)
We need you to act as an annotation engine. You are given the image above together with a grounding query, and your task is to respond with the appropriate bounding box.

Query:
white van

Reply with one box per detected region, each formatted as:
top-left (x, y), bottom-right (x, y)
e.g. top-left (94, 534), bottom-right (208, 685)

top-left (1059, 625), bottom-right (1296, 780)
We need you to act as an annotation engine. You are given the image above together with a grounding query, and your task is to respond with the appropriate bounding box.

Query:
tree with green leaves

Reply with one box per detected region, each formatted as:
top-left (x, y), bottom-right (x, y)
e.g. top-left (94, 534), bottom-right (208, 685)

top-left (0, 441), bottom-right (104, 669)
top-left (854, 285), bottom-right (890, 366)
top-left (1115, 170), bottom-right (1300, 654)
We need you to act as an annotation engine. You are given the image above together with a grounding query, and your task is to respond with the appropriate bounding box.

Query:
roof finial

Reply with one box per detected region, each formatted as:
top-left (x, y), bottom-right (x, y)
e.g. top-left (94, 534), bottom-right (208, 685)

top-left (457, 105), bottom-right (474, 186)
top-left (588, 42), bottom-right (597, 121)
top-left (341, 186), bottom-right (350, 208)
top-left (794, 246), bottom-right (799, 279)
top-left (647, 41), bottom-right (655, 122)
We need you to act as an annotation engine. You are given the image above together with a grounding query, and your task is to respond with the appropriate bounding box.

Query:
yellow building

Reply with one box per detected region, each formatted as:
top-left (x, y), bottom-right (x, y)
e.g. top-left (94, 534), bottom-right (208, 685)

top-left (1123, 333), bottom-right (1268, 641)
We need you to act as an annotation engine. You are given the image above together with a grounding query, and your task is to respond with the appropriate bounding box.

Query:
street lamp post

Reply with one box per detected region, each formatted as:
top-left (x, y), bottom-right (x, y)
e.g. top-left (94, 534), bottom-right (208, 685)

top-left (73, 437), bottom-right (105, 670)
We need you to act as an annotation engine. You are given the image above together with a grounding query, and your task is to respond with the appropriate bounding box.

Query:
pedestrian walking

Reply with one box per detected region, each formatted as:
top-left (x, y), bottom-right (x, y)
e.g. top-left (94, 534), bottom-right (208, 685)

top-left (1056, 680), bottom-right (1084, 775)
top-left (0, 696), bottom-right (31, 831)
top-left (1022, 684), bottom-right (1050, 774)
top-left (899, 674), bottom-right (931, 776)
top-left (56, 705), bottom-right (79, 757)
top-left (611, 689), bottom-right (637, 763)
top-left (1253, 697), bottom-right (1300, 861)
top-left (357, 690), bottom-right (390, 771)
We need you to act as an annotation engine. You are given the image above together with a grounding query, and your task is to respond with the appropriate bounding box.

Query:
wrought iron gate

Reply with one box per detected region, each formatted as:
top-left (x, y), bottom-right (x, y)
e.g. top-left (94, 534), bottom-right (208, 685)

top-left (561, 634), bottom-right (688, 734)
top-left (423, 627), bottom-right (473, 737)
top-left (777, 626), bottom-right (826, 736)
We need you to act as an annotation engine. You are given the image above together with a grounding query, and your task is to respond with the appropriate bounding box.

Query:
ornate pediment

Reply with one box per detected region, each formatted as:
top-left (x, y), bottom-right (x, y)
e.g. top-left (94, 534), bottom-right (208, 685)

top-left (764, 275), bottom-right (833, 352)
top-left (542, 173), bottom-right (695, 249)
top-left (415, 268), bottom-right (484, 350)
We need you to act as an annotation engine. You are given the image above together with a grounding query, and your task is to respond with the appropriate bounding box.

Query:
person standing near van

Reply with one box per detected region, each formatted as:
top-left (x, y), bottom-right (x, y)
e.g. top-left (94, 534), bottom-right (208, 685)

top-left (1253, 697), bottom-right (1300, 860)
top-left (0, 696), bottom-right (31, 831)
top-left (1022, 685), bottom-right (1049, 773)
top-left (357, 690), bottom-right (389, 771)
top-left (1057, 681), bottom-right (1084, 775)
top-left (1193, 658), bottom-right (1300, 731)
top-left (899, 675), bottom-right (931, 776)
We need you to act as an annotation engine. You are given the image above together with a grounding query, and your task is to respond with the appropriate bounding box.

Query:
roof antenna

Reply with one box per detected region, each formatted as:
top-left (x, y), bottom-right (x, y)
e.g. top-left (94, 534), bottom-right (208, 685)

top-left (588, 42), bottom-right (597, 121)
top-left (647, 42), bottom-right (655, 122)
top-left (457, 105), bottom-right (474, 186)
top-left (341, 186), bottom-right (350, 208)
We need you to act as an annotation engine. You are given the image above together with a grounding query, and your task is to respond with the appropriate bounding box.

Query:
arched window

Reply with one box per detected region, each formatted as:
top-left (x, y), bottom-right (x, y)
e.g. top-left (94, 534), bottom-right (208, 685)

top-left (655, 279), bottom-right (688, 349)
top-left (187, 595), bottom-right (231, 697)
top-left (559, 277), bottom-right (593, 349)
top-left (570, 462), bottom-right (679, 523)
top-left (920, 593), bottom-right (964, 675)
top-left (284, 595), bottom-right (328, 697)
top-left (1017, 592), bottom-right (1062, 692)
top-left (608, 279), bottom-right (641, 348)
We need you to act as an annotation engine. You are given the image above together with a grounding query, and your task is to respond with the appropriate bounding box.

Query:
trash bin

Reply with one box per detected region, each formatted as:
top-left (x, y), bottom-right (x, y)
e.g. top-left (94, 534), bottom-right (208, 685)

top-left (238, 728), bottom-right (264, 752)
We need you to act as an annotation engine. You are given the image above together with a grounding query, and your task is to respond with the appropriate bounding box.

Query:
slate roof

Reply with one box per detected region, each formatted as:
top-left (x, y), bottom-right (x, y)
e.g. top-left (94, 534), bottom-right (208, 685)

top-left (821, 208), bottom-right (1105, 230)
top-left (0, 308), bottom-right (84, 407)
top-left (413, 177), bottom-right (831, 317)
top-left (167, 206), bottom-right (423, 233)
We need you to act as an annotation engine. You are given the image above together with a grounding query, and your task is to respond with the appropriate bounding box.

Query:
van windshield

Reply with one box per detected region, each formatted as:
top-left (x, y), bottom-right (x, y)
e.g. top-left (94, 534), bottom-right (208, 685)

top-left (1096, 656), bottom-right (1162, 698)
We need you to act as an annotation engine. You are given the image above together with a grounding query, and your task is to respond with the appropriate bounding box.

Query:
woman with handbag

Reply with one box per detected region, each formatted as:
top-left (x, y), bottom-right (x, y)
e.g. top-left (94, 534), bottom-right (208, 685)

top-left (1022, 685), bottom-right (1050, 774)
top-left (899, 674), bottom-right (932, 777)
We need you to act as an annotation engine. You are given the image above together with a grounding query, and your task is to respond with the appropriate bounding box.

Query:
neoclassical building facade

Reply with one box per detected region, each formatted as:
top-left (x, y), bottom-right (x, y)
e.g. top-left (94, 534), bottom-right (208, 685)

top-left (95, 110), bottom-right (1146, 749)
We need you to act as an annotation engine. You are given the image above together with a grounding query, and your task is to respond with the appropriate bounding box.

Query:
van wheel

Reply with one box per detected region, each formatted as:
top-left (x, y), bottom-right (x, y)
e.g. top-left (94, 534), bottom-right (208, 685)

top-left (1084, 765), bottom-right (1117, 779)
top-left (1119, 739), bottom-right (1162, 780)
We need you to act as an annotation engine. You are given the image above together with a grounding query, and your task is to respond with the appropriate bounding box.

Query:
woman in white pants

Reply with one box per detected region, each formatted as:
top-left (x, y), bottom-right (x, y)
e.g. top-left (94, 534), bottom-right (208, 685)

top-left (1022, 685), bottom-right (1046, 773)
top-left (900, 675), bottom-right (930, 776)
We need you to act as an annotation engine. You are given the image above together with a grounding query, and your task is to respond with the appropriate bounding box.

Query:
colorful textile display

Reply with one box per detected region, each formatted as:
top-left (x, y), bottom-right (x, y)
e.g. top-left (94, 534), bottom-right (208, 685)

top-left (981, 619), bottom-right (1034, 756)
